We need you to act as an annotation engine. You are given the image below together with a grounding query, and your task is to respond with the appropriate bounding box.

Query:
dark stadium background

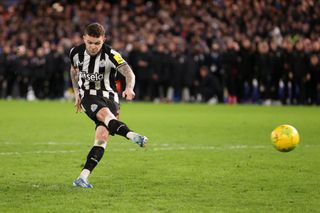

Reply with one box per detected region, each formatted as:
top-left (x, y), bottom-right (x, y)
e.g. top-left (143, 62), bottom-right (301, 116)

top-left (0, 0), bottom-right (319, 105)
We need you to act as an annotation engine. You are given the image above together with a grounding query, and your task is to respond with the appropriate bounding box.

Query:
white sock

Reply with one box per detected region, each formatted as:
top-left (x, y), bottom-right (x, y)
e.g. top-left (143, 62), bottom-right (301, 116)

top-left (104, 114), bottom-right (116, 126)
top-left (79, 169), bottom-right (91, 179)
top-left (126, 131), bottom-right (138, 141)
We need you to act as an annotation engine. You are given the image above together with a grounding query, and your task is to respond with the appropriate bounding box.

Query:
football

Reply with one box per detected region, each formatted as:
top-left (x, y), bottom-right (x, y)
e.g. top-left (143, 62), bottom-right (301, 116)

top-left (271, 124), bottom-right (300, 152)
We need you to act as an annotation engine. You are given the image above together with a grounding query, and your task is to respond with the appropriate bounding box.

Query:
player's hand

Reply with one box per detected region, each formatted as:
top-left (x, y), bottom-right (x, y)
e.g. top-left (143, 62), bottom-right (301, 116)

top-left (74, 94), bottom-right (82, 113)
top-left (122, 88), bottom-right (135, 101)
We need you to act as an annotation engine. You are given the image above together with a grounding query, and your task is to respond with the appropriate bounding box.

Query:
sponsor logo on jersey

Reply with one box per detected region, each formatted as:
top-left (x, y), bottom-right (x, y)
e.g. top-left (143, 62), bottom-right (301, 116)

top-left (99, 59), bottom-right (106, 67)
top-left (79, 71), bottom-right (104, 82)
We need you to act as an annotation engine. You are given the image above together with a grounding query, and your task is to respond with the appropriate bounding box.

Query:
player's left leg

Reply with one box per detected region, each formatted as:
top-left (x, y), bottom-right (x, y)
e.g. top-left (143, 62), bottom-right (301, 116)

top-left (73, 125), bottom-right (109, 188)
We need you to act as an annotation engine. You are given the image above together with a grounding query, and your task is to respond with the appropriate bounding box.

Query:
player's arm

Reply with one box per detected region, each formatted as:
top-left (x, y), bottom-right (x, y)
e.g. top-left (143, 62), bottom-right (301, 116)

top-left (117, 64), bottom-right (136, 101)
top-left (70, 66), bottom-right (81, 113)
top-left (70, 66), bottom-right (79, 94)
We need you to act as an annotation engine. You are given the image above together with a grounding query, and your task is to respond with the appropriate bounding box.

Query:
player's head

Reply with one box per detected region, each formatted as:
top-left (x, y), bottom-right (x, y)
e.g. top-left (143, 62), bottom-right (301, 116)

top-left (83, 23), bottom-right (106, 56)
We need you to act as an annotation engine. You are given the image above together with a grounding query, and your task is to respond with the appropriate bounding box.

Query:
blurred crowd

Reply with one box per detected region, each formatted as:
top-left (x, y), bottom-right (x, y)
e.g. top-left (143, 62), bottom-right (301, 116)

top-left (0, 0), bottom-right (320, 105)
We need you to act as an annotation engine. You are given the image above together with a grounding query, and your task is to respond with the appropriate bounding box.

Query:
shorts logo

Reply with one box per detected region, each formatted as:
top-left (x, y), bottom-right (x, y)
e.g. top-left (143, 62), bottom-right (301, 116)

top-left (91, 104), bottom-right (98, 112)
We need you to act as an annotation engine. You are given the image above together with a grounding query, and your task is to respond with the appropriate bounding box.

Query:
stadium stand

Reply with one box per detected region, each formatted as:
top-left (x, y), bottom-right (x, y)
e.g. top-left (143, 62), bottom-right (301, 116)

top-left (0, 0), bottom-right (319, 105)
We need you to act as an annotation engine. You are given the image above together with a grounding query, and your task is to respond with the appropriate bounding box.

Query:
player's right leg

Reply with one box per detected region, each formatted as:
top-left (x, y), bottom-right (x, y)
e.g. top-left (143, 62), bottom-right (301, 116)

top-left (80, 95), bottom-right (148, 147)
top-left (73, 125), bottom-right (109, 188)
top-left (96, 107), bottom-right (148, 147)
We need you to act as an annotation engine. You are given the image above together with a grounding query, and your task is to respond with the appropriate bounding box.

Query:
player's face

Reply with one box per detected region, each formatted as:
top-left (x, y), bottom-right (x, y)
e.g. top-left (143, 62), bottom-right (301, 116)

top-left (83, 34), bottom-right (105, 56)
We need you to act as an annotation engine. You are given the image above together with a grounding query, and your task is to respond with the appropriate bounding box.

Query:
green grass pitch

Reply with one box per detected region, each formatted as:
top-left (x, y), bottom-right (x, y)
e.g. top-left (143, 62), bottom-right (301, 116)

top-left (0, 101), bottom-right (319, 212)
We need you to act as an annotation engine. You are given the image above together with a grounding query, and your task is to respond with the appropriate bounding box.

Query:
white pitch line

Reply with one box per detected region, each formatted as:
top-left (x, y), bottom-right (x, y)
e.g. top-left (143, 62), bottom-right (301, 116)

top-left (0, 145), bottom-right (255, 156)
top-left (0, 144), bottom-right (318, 156)
top-left (0, 150), bottom-right (78, 156)
top-left (33, 141), bottom-right (82, 145)
top-left (0, 152), bottom-right (21, 155)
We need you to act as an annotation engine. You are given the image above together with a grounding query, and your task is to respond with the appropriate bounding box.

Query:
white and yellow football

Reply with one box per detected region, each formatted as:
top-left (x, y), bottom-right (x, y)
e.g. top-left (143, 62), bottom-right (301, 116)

top-left (271, 125), bottom-right (300, 152)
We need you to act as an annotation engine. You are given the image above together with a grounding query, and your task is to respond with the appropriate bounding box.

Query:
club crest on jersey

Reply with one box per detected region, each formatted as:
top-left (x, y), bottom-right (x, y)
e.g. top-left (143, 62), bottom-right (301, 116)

top-left (76, 61), bottom-right (83, 67)
top-left (79, 71), bottom-right (104, 82)
top-left (91, 104), bottom-right (98, 112)
top-left (99, 60), bottom-right (106, 67)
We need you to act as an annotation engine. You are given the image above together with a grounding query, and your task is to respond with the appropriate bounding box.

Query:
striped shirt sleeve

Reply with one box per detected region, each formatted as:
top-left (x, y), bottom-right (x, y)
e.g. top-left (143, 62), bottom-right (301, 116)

top-left (108, 49), bottom-right (127, 69)
top-left (69, 47), bottom-right (76, 68)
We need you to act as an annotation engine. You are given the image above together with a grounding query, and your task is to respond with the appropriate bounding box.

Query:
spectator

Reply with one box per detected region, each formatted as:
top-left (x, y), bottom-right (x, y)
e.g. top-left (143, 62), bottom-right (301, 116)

top-left (32, 47), bottom-right (46, 99)
top-left (195, 65), bottom-right (220, 104)
top-left (4, 46), bottom-right (18, 99)
top-left (150, 43), bottom-right (170, 102)
top-left (292, 39), bottom-right (309, 104)
top-left (0, 46), bottom-right (6, 98)
top-left (254, 41), bottom-right (273, 104)
top-left (308, 54), bottom-right (320, 105)
top-left (135, 43), bottom-right (152, 101)
top-left (15, 45), bottom-right (31, 98)
top-left (221, 38), bottom-right (240, 104)
top-left (239, 38), bottom-right (254, 102)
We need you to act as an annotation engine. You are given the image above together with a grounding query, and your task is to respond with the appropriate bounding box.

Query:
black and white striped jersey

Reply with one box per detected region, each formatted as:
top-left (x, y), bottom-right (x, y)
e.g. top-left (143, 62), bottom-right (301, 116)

top-left (69, 43), bottom-right (127, 103)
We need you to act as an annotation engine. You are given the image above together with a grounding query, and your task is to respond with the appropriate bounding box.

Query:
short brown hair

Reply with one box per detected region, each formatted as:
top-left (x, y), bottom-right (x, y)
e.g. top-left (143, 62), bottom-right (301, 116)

top-left (84, 23), bottom-right (105, 37)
